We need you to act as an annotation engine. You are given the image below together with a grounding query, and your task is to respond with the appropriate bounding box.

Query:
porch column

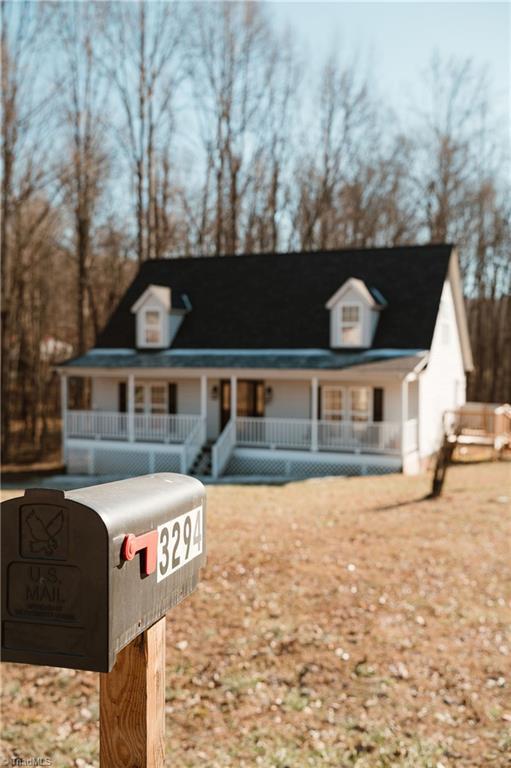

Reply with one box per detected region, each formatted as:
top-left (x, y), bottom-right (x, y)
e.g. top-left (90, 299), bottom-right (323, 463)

top-left (311, 377), bottom-right (319, 451)
top-left (61, 373), bottom-right (68, 464)
top-left (200, 375), bottom-right (207, 442)
top-left (230, 376), bottom-right (237, 425)
top-left (128, 374), bottom-right (135, 442)
top-left (401, 377), bottom-right (409, 454)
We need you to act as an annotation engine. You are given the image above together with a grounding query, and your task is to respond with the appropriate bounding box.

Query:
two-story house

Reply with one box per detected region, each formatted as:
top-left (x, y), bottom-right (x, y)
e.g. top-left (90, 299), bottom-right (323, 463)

top-left (58, 244), bottom-right (473, 479)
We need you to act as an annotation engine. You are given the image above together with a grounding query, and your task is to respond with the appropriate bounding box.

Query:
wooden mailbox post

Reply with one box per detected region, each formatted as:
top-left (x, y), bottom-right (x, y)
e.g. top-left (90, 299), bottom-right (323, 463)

top-left (1, 474), bottom-right (207, 768)
top-left (100, 618), bottom-right (166, 768)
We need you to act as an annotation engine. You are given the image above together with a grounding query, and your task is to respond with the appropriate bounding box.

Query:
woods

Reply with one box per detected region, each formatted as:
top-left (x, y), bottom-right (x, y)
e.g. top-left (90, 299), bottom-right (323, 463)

top-left (1, 1), bottom-right (510, 463)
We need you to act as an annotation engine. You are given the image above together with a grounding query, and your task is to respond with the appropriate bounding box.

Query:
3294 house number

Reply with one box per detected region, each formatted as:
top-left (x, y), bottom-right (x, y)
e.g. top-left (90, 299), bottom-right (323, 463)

top-left (157, 505), bottom-right (203, 583)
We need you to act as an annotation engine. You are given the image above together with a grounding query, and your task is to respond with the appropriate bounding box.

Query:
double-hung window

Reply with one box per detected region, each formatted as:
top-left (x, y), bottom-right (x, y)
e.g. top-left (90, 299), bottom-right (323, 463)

top-left (340, 304), bottom-right (361, 346)
top-left (144, 309), bottom-right (162, 345)
top-left (135, 383), bottom-right (168, 414)
top-left (321, 386), bottom-right (370, 422)
top-left (350, 387), bottom-right (370, 422)
top-left (321, 387), bottom-right (345, 421)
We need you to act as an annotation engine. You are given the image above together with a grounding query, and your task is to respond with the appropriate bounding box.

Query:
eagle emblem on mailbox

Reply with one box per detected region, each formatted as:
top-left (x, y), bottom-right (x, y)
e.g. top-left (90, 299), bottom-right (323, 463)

top-left (21, 506), bottom-right (68, 559)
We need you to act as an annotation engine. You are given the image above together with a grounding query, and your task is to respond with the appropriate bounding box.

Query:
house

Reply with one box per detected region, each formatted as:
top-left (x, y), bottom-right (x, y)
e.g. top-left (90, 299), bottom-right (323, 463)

top-left (57, 244), bottom-right (473, 480)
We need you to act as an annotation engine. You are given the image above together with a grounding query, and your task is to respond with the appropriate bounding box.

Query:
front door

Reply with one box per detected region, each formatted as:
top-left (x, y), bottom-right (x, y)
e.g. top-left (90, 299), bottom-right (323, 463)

top-left (220, 380), bottom-right (265, 430)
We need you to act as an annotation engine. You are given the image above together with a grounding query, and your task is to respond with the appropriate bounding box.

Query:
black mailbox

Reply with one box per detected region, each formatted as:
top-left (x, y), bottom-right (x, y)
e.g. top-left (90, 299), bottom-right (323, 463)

top-left (1, 473), bottom-right (206, 672)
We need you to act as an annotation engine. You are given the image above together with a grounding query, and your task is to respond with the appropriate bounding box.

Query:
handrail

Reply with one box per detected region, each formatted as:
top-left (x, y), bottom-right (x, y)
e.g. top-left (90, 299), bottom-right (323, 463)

top-left (182, 417), bottom-right (206, 473)
top-left (211, 419), bottom-right (236, 478)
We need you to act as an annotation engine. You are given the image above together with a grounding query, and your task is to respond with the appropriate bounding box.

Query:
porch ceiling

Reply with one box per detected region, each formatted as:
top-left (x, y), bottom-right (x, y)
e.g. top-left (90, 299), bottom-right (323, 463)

top-left (59, 348), bottom-right (427, 374)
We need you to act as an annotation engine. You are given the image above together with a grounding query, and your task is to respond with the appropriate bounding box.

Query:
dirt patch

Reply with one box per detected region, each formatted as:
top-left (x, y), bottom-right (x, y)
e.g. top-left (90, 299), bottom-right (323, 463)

top-left (1, 463), bottom-right (510, 767)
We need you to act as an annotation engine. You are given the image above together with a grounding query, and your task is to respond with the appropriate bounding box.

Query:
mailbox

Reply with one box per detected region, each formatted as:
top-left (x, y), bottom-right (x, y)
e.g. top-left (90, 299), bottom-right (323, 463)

top-left (1, 473), bottom-right (206, 672)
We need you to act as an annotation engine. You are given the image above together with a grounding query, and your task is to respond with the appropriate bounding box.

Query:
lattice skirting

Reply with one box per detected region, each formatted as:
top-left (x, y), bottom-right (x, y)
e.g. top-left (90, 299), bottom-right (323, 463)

top-left (225, 450), bottom-right (400, 479)
top-left (66, 440), bottom-right (182, 476)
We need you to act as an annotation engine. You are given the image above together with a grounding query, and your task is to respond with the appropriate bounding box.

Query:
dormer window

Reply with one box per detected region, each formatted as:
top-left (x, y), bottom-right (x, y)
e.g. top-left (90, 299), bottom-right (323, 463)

top-left (144, 309), bottom-right (163, 345)
top-left (326, 277), bottom-right (386, 349)
top-left (340, 304), bottom-right (361, 346)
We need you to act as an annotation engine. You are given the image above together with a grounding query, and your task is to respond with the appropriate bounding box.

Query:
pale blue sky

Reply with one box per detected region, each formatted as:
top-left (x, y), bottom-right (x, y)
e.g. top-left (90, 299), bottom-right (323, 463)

top-left (268, 2), bottom-right (510, 126)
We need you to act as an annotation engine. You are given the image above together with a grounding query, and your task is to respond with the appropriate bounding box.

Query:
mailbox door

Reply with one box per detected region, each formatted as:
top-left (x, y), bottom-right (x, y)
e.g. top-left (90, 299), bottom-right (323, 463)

top-left (1, 490), bottom-right (110, 672)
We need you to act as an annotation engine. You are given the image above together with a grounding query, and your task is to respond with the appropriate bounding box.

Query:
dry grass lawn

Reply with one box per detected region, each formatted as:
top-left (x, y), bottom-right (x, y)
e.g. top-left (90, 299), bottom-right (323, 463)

top-left (1, 462), bottom-right (510, 767)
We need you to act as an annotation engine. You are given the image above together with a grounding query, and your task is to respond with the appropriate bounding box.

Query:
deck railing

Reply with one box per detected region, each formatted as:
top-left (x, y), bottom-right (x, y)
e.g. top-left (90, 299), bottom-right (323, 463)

top-left (66, 410), bottom-right (202, 444)
top-left (235, 416), bottom-right (407, 454)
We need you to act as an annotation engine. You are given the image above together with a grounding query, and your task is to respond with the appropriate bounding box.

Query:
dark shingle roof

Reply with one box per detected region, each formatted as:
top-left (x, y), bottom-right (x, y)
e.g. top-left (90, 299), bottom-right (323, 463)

top-left (95, 244), bottom-right (453, 351)
top-left (62, 349), bottom-right (426, 371)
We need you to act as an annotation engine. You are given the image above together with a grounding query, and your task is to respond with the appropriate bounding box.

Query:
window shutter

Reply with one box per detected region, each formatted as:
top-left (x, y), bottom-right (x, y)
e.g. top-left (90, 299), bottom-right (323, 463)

top-left (168, 382), bottom-right (177, 414)
top-left (373, 388), bottom-right (384, 422)
top-left (317, 386), bottom-right (322, 420)
top-left (118, 382), bottom-right (127, 413)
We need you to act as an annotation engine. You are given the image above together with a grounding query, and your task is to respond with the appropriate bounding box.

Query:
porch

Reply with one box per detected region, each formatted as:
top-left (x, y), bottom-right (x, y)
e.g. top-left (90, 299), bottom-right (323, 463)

top-left (61, 370), bottom-right (419, 478)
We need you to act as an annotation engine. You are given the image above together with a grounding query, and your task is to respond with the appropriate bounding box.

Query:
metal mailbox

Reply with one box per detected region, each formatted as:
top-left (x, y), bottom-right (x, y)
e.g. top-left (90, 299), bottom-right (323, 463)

top-left (1, 473), bottom-right (206, 672)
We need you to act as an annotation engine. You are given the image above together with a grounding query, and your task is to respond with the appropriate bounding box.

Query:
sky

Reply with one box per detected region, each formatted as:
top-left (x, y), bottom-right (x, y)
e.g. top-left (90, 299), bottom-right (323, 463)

top-left (268, 2), bottom-right (510, 130)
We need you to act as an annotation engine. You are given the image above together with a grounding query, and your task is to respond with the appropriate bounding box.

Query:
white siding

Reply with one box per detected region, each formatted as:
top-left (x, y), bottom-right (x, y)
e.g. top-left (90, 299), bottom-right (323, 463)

top-left (92, 378), bottom-right (119, 411)
top-left (177, 379), bottom-right (200, 415)
top-left (418, 279), bottom-right (466, 457)
top-left (265, 380), bottom-right (310, 419)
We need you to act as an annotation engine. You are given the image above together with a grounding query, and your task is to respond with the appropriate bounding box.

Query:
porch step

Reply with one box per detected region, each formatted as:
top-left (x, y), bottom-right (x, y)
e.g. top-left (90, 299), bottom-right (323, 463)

top-left (191, 444), bottom-right (212, 477)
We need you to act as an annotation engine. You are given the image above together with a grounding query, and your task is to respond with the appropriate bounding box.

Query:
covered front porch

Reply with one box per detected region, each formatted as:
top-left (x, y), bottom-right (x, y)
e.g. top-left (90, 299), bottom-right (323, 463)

top-left (60, 368), bottom-right (420, 478)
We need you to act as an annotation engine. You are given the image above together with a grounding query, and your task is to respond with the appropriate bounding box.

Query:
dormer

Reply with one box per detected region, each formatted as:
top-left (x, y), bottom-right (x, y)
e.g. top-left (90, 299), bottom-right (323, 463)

top-left (131, 284), bottom-right (190, 349)
top-left (325, 278), bottom-right (386, 348)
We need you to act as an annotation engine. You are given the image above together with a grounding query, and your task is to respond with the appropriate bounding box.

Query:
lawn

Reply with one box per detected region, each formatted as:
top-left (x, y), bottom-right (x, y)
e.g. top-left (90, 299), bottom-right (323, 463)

top-left (1, 462), bottom-right (510, 767)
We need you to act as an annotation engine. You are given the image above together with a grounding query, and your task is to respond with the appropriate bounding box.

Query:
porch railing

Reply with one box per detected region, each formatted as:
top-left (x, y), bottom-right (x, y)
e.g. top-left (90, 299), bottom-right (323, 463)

top-left (133, 413), bottom-right (201, 443)
top-left (212, 419), bottom-right (236, 478)
top-left (182, 417), bottom-right (207, 473)
top-left (66, 410), bottom-right (128, 441)
top-left (235, 416), bottom-right (406, 455)
top-left (318, 419), bottom-right (403, 454)
top-left (66, 410), bottom-right (202, 444)
top-left (236, 417), bottom-right (312, 450)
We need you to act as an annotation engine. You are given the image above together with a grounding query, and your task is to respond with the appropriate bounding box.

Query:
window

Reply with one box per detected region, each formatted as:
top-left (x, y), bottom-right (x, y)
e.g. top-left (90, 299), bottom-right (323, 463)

top-left (321, 386), bottom-right (370, 422)
top-left (350, 387), bottom-right (370, 422)
top-left (340, 304), bottom-right (361, 346)
top-left (135, 383), bottom-right (168, 414)
top-left (322, 387), bottom-right (345, 421)
top-left (144, 309), bottom-right (162, 345)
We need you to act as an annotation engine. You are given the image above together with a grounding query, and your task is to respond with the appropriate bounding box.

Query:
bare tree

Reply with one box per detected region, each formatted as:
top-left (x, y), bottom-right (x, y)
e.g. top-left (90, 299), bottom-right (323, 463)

top-left (412, 55), bottom-right (511, 401)
top-left (98, 1), bottom-right (186, 262)
top-left (54, 3), bottom-right (110, 356)
top-left (292, 55), bottom-right (383, 251)
top-left (1, 0), bottom-right (59, 459)
top-left (186, 2), bottom-right (280, 255)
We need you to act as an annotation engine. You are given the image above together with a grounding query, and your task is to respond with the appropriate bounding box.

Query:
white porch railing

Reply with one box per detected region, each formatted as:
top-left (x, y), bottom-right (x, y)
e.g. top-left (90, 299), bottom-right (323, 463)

top-left (318, 420), bottom-right (402, 454)
top-left (212, 419), bottom-right (236, 478)
top-left (66, 411), bottom-right (128, 440)
top-left (235, 416), bottom-right (404, 454)
top-left (236, 417), bottom-right (312, 450)
top-left (66, 410), bottom-right (202, 444)
top-left (182, 417), bottom-right (207, 473)
top-left (133, 413), bottom-right (201, 443)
